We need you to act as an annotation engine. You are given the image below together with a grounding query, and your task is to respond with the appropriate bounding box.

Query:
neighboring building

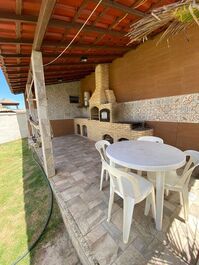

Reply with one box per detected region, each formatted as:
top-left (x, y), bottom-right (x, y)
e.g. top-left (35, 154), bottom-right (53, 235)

top-left (0, 99), bottom-right (20, 112)
top-left (0, 99), bottom-right (28, 144)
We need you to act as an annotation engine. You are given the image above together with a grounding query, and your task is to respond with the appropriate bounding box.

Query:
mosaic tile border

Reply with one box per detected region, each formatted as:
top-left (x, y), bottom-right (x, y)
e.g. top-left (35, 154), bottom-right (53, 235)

top-left (115, 93), bottom-right (199, 123)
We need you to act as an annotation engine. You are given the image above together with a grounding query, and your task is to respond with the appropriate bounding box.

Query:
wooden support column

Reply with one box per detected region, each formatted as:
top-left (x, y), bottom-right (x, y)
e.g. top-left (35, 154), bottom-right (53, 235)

top-left (31, 50), bottom-right (55, 178)
top-left (26, 84), bottom-right (36, 121)
top-left (23, 92), bottom-right (31, 138)
top-left (25, 84), bottom-right (38, 138)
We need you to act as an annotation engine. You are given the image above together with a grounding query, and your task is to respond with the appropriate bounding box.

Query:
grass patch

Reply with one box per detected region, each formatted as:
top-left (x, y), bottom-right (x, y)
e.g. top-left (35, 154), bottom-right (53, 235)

top-left (0, 139), bottom-right (63, 265)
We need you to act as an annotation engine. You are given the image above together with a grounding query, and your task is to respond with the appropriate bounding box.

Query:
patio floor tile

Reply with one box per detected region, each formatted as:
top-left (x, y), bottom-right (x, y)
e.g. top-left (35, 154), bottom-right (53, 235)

top-left (51, 135), bottom-right (199, 265)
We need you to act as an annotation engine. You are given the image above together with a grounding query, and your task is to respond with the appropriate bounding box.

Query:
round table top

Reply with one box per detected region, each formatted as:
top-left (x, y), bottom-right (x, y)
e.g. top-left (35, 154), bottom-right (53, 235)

top-left (106, 140), bottom-right (186, 172)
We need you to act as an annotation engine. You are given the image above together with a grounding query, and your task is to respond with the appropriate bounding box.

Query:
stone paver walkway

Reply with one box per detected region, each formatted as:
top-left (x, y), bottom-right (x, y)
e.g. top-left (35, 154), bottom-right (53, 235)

top-left (51, 135), bottom-right (199, 265)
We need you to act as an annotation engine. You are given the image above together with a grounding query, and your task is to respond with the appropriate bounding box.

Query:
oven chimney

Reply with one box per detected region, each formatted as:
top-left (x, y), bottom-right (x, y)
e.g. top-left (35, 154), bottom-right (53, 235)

top-left (89, 63), bottom-right (116, 122)
top-left (89, 64), bottom-right (109, 106)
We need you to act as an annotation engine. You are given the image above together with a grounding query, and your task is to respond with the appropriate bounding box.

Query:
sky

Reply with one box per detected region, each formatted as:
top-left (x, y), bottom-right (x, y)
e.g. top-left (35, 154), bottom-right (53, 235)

top-left (0, 69), bottom-right (25, 109)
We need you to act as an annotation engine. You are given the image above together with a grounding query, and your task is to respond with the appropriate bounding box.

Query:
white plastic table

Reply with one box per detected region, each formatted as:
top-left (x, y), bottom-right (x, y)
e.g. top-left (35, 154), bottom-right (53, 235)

top-left (106, 140), bottom-right (186, 231)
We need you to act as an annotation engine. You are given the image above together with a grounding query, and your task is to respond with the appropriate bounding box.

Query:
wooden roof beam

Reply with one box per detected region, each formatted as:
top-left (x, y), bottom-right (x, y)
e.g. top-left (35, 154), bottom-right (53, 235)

top-left (8, 69), bottom-right (93, 76)
top-left (27, 0), bottom-right (56, 84)
top-left (0, 38), bottom-right (131, 51)
top-left (12, 76), bottom-right (84, 86)
top-left (16, 0), bottom-right (22, 62)
top-left (93, 0), bottom-right (145, 17)
top-left (7, 61), bottom-right (112, 68)
top-left (0, 12), bottom-right (37, 23)
top-left (43, 41), bottom-right (130, 50)
top-left (11, 75), bottom-right (86, 86)
top-left (1, 53), bottom-right (122, 59)
top-left (7, 66), bottom-right (95, 74)
top-left (10, 83), bottom-right (27, 87)
top-left (8, 73), bottom-right (28, 77)
top-left (0, 38), bottom-right (32, 45)
top-left (48, 20), bottom-right (125, 37)
top-left (33, 0), bottom-right (56, 51)
top-left (73, 0), bottom-right (90, 21)
top-left (45, 74), bottom-right (90, 79)
top-left (10, 71), bottom-right (93, 80)
top-left (0, 49), bottom-right (12, 92)
top-left (44, 79), bottom-right (82, 84)
top-left (44, 65), bottom-right (95, 72)
top-left (0, 13), bottom-right (127, 37)
top-left (11, 74), bottom-right (89, 83)
top-left (93, 6), bottom-right (109, 25)
top-left (8, 71), bottom-right (94, 79)
top-left (0, 0), bottom-right (145, 25)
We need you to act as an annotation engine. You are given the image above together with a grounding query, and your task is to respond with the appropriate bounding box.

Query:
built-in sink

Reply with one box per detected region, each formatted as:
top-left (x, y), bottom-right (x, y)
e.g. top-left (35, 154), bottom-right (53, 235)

top-left (116, 121), bottom-right (151, 131)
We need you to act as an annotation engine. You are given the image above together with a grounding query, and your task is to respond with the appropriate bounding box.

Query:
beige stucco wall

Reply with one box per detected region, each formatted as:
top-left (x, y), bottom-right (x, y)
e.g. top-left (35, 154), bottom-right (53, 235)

top-left (0, 112), bottom-right (29, 144)
top-left (46, 81), bottom-right (82, 120)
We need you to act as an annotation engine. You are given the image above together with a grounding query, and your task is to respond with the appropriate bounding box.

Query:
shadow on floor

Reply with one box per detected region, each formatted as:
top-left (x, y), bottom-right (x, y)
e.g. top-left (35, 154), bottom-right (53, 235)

top-left (20, 138), bottom-right (81, 264)
top-left (51, 135), bottom-right (199, 265)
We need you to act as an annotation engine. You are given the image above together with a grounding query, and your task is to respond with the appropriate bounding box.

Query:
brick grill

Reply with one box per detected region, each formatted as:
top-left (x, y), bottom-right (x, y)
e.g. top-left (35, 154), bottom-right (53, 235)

top-left (75, 64), bottom-right (153, 142)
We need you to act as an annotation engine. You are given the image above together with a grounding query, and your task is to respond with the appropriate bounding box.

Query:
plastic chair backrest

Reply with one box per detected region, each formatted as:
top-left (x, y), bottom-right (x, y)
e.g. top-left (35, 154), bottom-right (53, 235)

top-left (177, 163), bottom-right (199, 187)
top-left (103, 160), bottom-right (145, 199)
top-left (177, 150), bottom-right (199, 187)
top-left (137, 136), bottom-right (164, 143)
top-left (184, 150), bottom-right (199, 165)
top-left (95, 140), bottom-right (110, 163)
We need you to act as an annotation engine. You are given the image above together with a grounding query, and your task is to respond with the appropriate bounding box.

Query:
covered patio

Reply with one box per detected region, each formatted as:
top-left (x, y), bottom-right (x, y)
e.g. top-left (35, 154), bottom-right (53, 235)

top-left (51, 135), bottom-right (199, 265)
top-left (1, 0), bottom-right (199, 264)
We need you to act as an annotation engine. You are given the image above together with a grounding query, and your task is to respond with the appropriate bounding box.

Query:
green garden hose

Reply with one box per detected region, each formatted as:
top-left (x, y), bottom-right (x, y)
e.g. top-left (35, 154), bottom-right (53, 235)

top-left (12, 148), bottom-right (54, 265)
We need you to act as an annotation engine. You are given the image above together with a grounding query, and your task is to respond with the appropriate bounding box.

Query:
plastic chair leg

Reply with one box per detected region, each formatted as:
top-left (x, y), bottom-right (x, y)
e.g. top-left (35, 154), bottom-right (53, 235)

top-left (100, 167), bottom-right (105, 191)
top-left (105, 170), bottom-right (109, 181)
top-left (182, 188), bottom-right (189, 221)
top-left (144, 189), bottom-right (156, 220)
top-left (123, 197), bottom-right (135, 244)
top-left (165, 189), bottom-right (169, 196)
top-left (151, 188), bottom-right (156, 221)
top-left (107, 186), bottom-right (114, 222)
top-left (144, 196), bottom-right (151, 216)
top-left (179, 191), bottom-right (183, 206)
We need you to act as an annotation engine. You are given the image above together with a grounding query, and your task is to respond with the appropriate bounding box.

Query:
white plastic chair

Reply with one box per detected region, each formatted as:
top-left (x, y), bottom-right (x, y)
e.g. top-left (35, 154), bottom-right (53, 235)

top-left (137, 136), bottom-right (164, 176)
top-left (95, 140), bottom-right (110, 191)
top-left (137, 136), bottom-right (164, 143)
top-left (147, 150), bottom-right (199, 221)
top-left (104, 161), bottom-right (156, 243)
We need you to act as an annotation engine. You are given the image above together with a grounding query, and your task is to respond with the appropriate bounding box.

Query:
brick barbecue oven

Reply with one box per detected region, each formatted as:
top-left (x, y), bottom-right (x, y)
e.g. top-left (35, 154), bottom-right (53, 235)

top-left (74, 64), bottom-right (153, 142)
top-left (89, 64), bottom-right (117, 123)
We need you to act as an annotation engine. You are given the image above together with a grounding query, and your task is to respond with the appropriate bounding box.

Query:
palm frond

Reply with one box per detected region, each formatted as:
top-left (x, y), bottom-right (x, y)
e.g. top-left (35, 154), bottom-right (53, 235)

top-left (127, 0), bottom-right (199, 44)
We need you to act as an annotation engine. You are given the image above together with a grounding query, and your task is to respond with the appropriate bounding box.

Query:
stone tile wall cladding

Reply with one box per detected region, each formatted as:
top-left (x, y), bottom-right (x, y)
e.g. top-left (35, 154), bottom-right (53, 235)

top-left (46, 81), bottom-right (82, 120)
top-left (76, 62), bottom-right (198, 142)
top-left (115, 93), bottom-right (199, 123)
top-left (45, 65), bottom-right (198, 142)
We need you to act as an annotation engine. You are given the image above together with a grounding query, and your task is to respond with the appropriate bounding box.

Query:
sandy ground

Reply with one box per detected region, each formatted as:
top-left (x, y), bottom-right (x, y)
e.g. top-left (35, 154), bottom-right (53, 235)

top-left (33, 225), bottom-right (82, 265)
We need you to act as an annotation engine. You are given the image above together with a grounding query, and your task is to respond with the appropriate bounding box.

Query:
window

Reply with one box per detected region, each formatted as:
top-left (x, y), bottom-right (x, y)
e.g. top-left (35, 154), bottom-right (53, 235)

top-left (69, 96), bottom-right (79, 103)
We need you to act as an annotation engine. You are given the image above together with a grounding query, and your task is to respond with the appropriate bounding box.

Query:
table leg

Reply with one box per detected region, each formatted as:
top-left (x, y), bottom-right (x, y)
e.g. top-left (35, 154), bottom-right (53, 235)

top-left (156, 171), bottom-right (165, 231)
top-left (110, 161), bottom-right (115, 167)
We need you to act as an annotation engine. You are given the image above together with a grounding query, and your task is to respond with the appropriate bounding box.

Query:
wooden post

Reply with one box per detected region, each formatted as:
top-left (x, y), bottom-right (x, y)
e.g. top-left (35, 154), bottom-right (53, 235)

top-left (25, 84), bottom-right (36, 137)
top-left (23, 91), bottom-right (31, 138)
top-left (31, 50), bottom-right (55, 178)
